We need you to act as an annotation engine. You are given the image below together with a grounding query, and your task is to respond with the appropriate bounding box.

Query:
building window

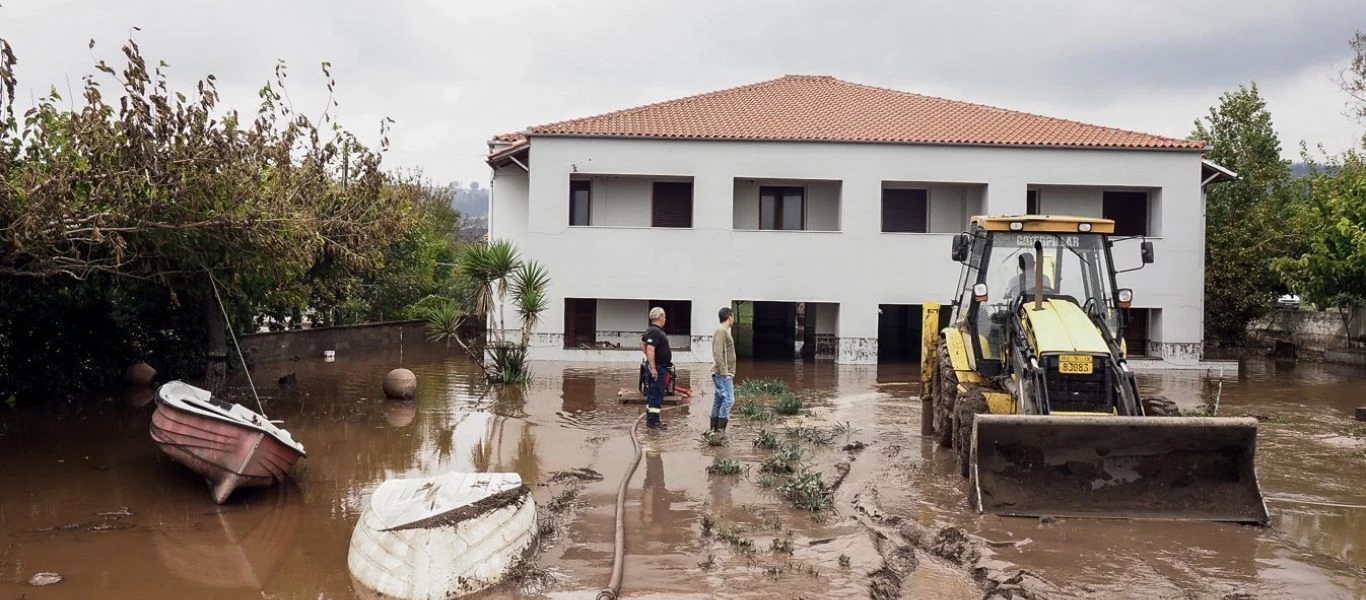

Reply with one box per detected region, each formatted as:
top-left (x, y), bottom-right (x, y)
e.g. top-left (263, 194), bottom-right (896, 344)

top-left (881, 188), bottom-right (928, 233)
top-left (647, 300), bottom-right (691, 336)
top-left (651, 181), bottom-right (693, 228)
top-left (1103, 191), bottom-right (1149, 236)
top-left (1026, 189), bottom-right (1040, 215)
top-left (569, 180), bottom-right (591, 226)
top-left (760, 186), bottom-right (805, 230)
top-left (564, 298), bottom-right (597, 348)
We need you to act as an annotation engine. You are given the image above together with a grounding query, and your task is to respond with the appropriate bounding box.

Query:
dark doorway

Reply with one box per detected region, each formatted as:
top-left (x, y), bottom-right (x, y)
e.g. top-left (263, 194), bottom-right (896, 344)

top-left (1124, 308), bottom-right (1150, 357)
top-left (564, 298), bottom-right (597, 349)
top-left (878, 304), bottom-right (951, 362)
top-left (752, 301), bottom-right (797, 359)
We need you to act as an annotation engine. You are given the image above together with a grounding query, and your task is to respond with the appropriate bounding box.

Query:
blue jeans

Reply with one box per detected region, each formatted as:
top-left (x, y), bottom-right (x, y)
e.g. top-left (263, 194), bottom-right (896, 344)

top-left (646, 364), bottom-right (669, 424)
top-left (711, 373), bottom-right (735, 419)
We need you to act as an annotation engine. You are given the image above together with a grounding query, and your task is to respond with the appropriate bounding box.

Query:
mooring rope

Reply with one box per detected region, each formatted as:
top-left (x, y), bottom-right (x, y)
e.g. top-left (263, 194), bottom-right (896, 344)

top-left (208, 272), bottom-right (267, 418)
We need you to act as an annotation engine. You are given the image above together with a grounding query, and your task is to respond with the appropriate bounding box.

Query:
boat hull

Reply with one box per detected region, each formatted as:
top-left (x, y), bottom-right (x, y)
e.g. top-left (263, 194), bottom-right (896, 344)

top-left (150, 401), bottom-right (303, 504)
top-left (348, 472), bottom-right (537, 600)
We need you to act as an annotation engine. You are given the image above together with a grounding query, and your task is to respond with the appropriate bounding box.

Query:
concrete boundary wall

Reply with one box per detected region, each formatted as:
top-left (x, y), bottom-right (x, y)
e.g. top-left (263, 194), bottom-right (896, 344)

top-left (242, 320), bottom-right (436, 364)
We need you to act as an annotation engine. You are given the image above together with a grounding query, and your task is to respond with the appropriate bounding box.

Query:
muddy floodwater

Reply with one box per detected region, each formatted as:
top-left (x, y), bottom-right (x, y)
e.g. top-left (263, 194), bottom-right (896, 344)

top-left (2, 349), bottom-right (1365, 599)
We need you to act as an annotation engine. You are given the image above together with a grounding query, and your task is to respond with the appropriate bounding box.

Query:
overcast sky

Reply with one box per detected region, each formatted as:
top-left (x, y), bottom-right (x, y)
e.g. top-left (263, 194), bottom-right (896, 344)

top-left (4, 0), bottom-right (1365, 184)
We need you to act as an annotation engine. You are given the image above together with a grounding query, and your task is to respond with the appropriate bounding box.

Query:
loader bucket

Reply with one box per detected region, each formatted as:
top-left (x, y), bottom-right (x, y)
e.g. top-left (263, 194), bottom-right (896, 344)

top-left (970, 415), bottom-right (1268, 524)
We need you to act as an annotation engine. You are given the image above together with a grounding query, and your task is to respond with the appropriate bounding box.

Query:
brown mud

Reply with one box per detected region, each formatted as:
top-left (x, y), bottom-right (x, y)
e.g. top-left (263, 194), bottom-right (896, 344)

top-left (0, 351), bottom-right (1363, 599)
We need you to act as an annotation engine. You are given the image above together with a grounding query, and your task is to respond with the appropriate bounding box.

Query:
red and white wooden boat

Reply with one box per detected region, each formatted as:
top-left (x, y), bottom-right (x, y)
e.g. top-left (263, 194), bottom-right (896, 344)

top-left (150, 381), bottom-right (306, 504)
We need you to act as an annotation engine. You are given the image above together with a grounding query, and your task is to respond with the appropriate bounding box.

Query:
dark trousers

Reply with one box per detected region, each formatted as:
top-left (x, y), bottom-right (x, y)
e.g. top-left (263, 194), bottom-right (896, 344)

top-left (646, 363), bottom-right (670, 424)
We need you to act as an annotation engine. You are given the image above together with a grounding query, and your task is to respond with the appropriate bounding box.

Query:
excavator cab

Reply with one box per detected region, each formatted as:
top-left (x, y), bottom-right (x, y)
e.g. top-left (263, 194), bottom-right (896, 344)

top-left (925, 215), bottom-right (1267, 524)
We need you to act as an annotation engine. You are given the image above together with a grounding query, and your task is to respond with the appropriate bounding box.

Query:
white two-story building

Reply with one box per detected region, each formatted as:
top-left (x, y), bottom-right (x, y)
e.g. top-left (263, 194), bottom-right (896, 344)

top-left (486, 75), bottom-right (1231, 365)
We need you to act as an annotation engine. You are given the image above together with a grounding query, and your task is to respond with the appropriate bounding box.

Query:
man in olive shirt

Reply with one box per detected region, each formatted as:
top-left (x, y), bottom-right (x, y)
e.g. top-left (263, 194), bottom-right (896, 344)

top-left (710, 306), bottom-right (737, 432)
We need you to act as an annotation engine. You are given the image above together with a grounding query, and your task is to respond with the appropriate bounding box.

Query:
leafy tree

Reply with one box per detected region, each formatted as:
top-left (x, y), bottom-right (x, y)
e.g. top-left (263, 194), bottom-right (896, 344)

top-left (1192, 83), bottom-right (1297, 346)
top-left (0, 36), bottom-right (409, 395)
top-left (1340, 30), bottom-right (1366, 123)
top-left (1272, 146), bottom-right (1366, 346)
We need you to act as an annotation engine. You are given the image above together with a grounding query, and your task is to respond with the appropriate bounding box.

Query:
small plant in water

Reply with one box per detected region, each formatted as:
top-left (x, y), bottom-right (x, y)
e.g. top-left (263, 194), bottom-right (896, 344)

top-left (774, 392), bottom-right (803, 415)
top-left (763, 513), bottom-right (784, 530)
top-left (780, 468), bottom-right (834, 512)
top-left (771, 537), bottom-right (794, 554)
top-left (707, 457), bottom-right (743, 476)
top-left (760, 452), bottom-right (799, 475)
top-left (701, 514), bottom-right (716, 538)
top-left (833, 420), bottom-right (859, 437)
top-left (698, 553), bottom-right (717, 570)
top-left (754, 472), bottom-right (785, 488)
top-left (1352, 426), bottom-right (1366, 438)
top-left (838, 553), bottom-right (851, 568)
top-left (754, 428), bottom-right (780, 449)
top-left (699, 430), bottom-right (727, 447)
top-left (737, 378), bottom-right (787, 397)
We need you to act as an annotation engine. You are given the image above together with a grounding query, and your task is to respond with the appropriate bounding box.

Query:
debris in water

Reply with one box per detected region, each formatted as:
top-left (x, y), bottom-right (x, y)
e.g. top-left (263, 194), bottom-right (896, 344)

top-left (28, 572), bottom-right (63, 586)
top-left (929, 527), bottom-right (980, 565)
top-left (544, 468), bottom-right (604, 484)
top-left (842, 440), bottom-right (867, 453)
top-left (1038, 515), bottom-right (1057, 526)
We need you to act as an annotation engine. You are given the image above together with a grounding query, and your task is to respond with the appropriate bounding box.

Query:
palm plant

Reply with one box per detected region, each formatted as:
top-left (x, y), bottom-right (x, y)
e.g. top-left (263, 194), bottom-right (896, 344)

top-left (458, 240), bottom-right (519, 342)
top-left (511, 260), bottom-right (551, 345)
top-left (419, 300), bottom-right (464, 348)
top-left (456, 240), bottom-right (552, 384)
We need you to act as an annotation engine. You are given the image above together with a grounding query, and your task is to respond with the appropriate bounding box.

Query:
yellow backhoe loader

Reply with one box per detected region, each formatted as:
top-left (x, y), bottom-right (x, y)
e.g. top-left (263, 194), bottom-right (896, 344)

top-left (920, 215), bottom-right (1268, 523)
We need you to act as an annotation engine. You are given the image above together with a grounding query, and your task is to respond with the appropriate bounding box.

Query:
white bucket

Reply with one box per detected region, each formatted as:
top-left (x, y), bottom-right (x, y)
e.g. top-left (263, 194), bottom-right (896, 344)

top-left (323, 350), bottom-right (336, 362)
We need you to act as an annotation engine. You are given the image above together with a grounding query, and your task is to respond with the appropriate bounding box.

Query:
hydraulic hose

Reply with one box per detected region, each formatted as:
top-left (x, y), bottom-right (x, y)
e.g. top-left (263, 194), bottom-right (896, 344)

top-left (596, 403), bottom-right (687, 600)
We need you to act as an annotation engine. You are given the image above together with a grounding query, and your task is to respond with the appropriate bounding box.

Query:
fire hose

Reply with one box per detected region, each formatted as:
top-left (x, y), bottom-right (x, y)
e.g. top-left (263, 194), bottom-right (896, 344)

top-left (596, 389), bottom-right (691, 600)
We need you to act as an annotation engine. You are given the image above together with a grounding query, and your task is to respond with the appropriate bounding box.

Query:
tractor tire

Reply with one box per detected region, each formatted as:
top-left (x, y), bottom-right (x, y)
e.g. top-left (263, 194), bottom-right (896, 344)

top-left (952, 384), bottom-right (989, 478)
top-left (935, 343), bottom-right (957, 448)
top-left (1142, 395), bottom-right (1180, 417)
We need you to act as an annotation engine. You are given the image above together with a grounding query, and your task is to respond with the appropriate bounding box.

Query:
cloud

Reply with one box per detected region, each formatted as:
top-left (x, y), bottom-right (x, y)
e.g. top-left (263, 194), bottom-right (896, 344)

top-left (4, 0), bottom-right (1364, 184)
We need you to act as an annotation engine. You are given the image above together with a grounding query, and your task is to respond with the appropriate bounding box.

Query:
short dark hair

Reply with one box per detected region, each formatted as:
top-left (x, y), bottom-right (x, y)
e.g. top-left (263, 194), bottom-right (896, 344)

top-left (718, 306), bottom-right (734, 323)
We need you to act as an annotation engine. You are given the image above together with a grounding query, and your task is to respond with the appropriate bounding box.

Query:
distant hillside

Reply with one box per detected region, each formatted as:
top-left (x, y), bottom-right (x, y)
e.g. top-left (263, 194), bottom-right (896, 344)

top-left (1290, 162), bottom-right (1310, 178)
top-left (447, 181), bottom-right (489, 217)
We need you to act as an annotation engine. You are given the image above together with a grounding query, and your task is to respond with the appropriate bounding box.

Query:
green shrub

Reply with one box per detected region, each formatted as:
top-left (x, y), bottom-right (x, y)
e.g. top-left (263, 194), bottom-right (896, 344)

top-left (780, 468), bottom-right (833, 511)
top-left (737, 379), bottom-right (787, 397)
top-left (707, 458), bottom-right (743, 476)
top-left (753, 428), bottom-right (780, 449)
top-left (774, 392), bottom-right (803, 415)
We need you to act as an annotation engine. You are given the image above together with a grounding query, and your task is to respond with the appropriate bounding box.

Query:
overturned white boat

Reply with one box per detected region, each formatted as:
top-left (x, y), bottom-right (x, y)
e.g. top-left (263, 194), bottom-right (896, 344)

top-left (347, 472), bottom-right (536, 600)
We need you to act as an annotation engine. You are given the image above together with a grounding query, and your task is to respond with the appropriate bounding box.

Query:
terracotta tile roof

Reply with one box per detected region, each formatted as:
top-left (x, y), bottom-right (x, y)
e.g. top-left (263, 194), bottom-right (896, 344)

top-left (522, 75), bottom-right (1205, 151)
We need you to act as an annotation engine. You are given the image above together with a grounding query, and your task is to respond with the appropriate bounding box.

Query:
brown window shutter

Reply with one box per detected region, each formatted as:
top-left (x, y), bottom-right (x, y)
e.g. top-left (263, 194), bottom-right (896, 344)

top-left (651, 182), bottom-right (693, 228)
top-left (881, 188), bottom-right (928, 233)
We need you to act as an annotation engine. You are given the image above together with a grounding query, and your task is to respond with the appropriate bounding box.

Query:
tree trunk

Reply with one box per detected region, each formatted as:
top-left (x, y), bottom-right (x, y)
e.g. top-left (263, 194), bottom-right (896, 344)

top-left (204, 295), bottom-right (228, 393)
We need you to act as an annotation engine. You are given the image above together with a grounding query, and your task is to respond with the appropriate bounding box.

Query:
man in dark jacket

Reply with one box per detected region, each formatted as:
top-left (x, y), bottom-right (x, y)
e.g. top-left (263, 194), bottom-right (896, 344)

top-left (640, 306), bottom-right (672, 429)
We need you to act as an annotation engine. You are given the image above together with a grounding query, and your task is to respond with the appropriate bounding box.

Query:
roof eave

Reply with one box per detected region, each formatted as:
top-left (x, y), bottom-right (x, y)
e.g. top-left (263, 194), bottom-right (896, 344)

top-left (523, 132), bottom-right (1208, 153)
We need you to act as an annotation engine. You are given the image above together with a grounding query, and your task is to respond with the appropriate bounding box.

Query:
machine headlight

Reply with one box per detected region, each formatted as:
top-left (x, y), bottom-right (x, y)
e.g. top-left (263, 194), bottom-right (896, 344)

top-left (1116, 288), bottom-right (1133, 308)
top-left (973, 283), bottom-right (989, 301)
top-left (1078, 223), bottom-right (1092, 232)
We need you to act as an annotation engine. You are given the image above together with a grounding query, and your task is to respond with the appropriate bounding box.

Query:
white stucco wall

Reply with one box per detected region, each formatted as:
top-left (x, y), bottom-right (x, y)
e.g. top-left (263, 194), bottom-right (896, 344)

top-left (491, 137), bottom-right (1207, 364)
top-left (1034, 186), bottom-right (1103, 218)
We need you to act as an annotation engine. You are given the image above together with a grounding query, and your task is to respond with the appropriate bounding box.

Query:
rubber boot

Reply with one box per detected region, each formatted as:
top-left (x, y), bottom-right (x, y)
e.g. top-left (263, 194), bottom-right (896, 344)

top-left (709, 417), bottom-right (720, 431)
top-left (718, 418), bottom-right (728, 432)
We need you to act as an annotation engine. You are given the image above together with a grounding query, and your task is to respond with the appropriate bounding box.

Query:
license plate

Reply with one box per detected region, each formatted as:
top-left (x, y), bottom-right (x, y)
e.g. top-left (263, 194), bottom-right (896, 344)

top-left (1057, 354), bottom-right (1094, 375)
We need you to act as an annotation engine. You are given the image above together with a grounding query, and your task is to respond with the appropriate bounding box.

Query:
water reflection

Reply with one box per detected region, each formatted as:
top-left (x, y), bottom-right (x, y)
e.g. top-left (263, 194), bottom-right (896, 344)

top-left (153, 482), bottom-right (303, 590)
